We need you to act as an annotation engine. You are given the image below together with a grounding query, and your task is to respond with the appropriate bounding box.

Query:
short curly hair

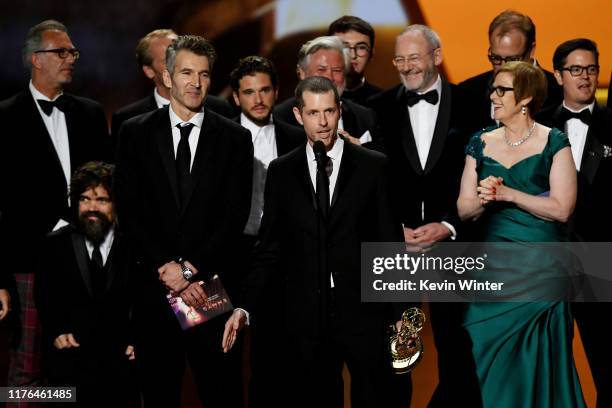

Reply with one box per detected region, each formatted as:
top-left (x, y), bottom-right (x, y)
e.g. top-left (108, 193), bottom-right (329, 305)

top-left (229, 56), bottom-right (278, 91)
top-left (69, 161), bottom-right (115, 210)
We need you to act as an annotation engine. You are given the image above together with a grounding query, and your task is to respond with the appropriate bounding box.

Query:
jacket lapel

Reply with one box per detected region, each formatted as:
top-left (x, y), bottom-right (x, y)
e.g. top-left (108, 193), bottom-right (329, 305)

top-left (395, 87), bottom-right (423, 175)
top-left (71, 231), bottom-right (93, 297)
top-left (155, 108), bottom-right (181, 208)
top-left (293, 145), bottom-right (317, 210)
top-left (328, 143), bottom-right (356, 232)
top-left (580, 104), bottom-right (604, 184)
top-left (424, 80), bottom-right (451, 174)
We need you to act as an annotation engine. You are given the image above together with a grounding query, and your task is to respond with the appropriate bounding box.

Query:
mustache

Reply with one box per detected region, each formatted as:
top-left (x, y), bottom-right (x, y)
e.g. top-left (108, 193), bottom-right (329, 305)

top-left (80, 211), bottom-right (106, 221)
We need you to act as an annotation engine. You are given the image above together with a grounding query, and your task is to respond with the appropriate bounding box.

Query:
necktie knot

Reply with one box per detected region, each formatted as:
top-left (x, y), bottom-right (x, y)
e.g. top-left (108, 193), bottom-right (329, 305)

top-left (561, 107), bottom-right (591, 126)
top-left (37, 95), bottom-right (68, 116)
top-left (91, 244), bottom-right (104, 269)
top-left (177, 123), bottom-right (195, 141)
top-left (405, 89), bottom-right (439, 107)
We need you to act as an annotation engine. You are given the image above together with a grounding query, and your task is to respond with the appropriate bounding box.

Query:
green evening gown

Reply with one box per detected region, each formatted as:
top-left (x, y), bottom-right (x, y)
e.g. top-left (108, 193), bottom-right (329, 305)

top-left (462, 127), bottom-right (586, 408)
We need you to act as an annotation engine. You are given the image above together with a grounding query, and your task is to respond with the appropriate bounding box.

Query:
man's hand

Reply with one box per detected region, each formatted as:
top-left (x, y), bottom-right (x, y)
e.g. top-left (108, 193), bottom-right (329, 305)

top-left (338, 129), bottom-right (361, 146)
top-left (53, 333), bottom-right (80, 350)
top-left (180, 282), bottom-right (208, 307)
top-left (0, 289), bottom-right (10, 320)
top-left (404, 223), bottom-right (451, 247)
top-left (158, 260), bottom-right (196, 293)
top-left (125, 345), bottom-right (135, 360)
top-left (222, 309), bottom-right (247, 353)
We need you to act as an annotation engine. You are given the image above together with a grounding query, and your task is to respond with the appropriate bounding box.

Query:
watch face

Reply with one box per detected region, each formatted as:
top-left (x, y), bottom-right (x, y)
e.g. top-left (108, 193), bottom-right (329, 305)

top-left (183, 268), bottom-right (193, 280)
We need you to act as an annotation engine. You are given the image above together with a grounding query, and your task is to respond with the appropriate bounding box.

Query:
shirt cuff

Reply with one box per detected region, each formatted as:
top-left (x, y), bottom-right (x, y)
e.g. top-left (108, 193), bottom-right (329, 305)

top-left (359, 130), bottom-right (372, 144)
top-left (235, 308), bottom-right (250, 326)
top-left (441, 221), bottom-right (457, 240)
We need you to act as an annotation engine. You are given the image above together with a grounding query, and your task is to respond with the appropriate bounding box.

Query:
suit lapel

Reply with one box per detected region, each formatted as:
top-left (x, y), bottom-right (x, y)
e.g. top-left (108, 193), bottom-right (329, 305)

top-left (424, 80), bottom-right (451, 174)
top-left (580, 104), bottom-right (604, 184)
top-left (395, 87), bottom-right (423, 175)
top-left (293, 146), bottom-right (317, 210)
top-left (71, 232), bottom-right (93, 297)
top-left (329, 143), bottom-right (356, 232)
top-left (183, 109), bottom-right (218, 215)
top-left (155, 108), bottom-right (181, 208)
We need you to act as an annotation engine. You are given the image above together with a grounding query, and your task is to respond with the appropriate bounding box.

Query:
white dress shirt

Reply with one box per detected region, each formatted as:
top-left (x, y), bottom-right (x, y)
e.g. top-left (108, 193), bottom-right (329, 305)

top-left (85, 227), bottom-right (115, 266)
top-left (241, 113), bottom-right (278, 235)
top-left (29, 80), bottom-right (71, 188)
top-left (306, 137), bottom-right (344, 288)
top-left (405, 75), bottom-right (456, 239)
top-left (169, 106), bottom-right (204, 171)
top-left (154, 88), bottom-right (170, 108)
top-left (563, 101), bottom-right (594, 171)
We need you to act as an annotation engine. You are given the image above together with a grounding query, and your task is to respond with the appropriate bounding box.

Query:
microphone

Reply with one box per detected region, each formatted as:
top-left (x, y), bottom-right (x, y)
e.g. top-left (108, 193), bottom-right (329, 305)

top-left (313, 140), bottom-right (327, 171)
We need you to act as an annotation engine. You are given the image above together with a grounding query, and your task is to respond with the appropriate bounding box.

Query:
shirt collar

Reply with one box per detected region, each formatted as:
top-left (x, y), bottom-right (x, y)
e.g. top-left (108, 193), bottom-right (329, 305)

top-left (169, 105), bottom-right (204, 128)
top-left (562, 100), bottom-right (595, 114)
top-left (417, 74), bottom-right (441, 95)
top-left (154, 88), bottom-right (170, 108)
top-left (240, 112), bottom-right (274, 134)
top-left (29, 79), bottom-right (63, 102)
top-left (306, 136), bottom-right (344, 162)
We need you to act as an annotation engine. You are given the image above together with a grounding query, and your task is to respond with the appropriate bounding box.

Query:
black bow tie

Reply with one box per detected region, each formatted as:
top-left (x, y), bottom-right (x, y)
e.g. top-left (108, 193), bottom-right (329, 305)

top-left (560, 107), bottom-right (591, 126)
top-left (405, 89), bottom-right (439, 107)
top-left (37, 95), bottom-right (68, 116)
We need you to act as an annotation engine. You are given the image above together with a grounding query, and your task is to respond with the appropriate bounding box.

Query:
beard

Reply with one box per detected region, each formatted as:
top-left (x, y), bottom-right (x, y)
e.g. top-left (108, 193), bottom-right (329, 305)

top-left (77, 211), bottom-right (112, 245)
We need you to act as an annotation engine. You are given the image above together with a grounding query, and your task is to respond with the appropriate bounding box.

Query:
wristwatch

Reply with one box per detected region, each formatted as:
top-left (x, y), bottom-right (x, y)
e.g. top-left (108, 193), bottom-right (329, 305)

top-left (180, 261), bottom-right (193, 281)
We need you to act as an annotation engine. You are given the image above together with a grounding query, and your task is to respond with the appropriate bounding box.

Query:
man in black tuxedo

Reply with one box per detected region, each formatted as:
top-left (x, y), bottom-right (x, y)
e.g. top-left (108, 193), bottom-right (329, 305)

top-left (0, 19), bottom-right (109, 389)
top-left (36, 162), bottom-right (139, 407)
top-left (111, 29), bottom-right (234, 145)
top-left (229, 55), bottom-right (303, 407)
top-left (223, 76), bottom-right (406, 407)
top-left (328, 15), bottom-right (381, 106)
top-left (537, 38), bottom-right (612, 408)
top-left (369, 25), bottom-right (481, 407)
top-left (459, 10), bottom-right (562, 130)
top-left (273, 36), bottom-right (379, 148)
top-left (114, 35), bottom-right (252, 407)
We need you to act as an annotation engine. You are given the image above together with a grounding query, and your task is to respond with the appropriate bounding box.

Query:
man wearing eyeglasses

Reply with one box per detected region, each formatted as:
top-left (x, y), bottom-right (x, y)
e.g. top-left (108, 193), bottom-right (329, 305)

top-left (328, 16), bottom-right (382, 107)
top-left (459, 10), bottom-right (563, 130)
top-left (369, 24), bottom-right (481, 407)
top-left (537, 38), bottom-right (612, 408)
top-left (0, 19), bottom-right (109, 391)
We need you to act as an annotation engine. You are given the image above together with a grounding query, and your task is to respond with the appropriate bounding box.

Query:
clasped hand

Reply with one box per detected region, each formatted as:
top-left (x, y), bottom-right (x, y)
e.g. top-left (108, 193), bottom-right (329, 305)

top-left (477, 176), bottom-right (514, 205)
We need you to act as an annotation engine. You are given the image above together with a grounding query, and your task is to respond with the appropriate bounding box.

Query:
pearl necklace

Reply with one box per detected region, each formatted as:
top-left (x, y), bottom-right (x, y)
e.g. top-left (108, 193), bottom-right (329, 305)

top-left (504, 121), bottom-right (537, 147)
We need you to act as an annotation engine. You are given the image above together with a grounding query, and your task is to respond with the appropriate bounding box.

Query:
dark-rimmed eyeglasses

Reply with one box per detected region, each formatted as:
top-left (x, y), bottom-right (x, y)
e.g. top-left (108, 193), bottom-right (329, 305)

top-left (487, 49), bottom-right (527, 66)
top-left (489, 85), bottom-right (514, 97)
top-left (560, 64), bottom-right (599, 77)
top-left (34, 48), bottom-right (80, 60)
top-left (343, 42), bottom-right (370, 57)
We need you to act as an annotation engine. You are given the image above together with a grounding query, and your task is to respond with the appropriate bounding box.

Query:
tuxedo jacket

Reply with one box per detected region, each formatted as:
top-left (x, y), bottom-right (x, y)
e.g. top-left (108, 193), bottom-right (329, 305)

top-left (537, 103), bottom-right (612, 241)
top-left (232, 116), bottom-right (305, 156)
top-left (273, 96), bottom-right (379, 147)
top-left (0, 89), bottom-right (109, 275)
top-left (243, 141), bottom-right (404, 339)
top-left (111, 93), bottom-right (235, 147)
top-left (343, 80), bottom-right (382, 107)
top-left (459, 67), bottom-right (563, 130)
top-left (369, 81), bottom-right (473, 234)
top-left (35, 225), bottom-right (134, 380)
top-left (114, 106), bottom-right (253, 314)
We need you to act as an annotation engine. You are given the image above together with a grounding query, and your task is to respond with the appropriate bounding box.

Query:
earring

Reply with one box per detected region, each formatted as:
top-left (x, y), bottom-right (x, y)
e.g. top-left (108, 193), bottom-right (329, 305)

top-left (521, 106), bottom-right (527, 115)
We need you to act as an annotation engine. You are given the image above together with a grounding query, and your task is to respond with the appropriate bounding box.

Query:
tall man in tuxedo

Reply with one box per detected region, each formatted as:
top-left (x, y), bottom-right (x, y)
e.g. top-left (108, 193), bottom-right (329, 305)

top-left (0, 19), bottom-right (109, 390)
top-left (111, 29), bottom-right (234, 144)
top-left (328, 15), bottom-right (381, 106)
top-left (537, 38), bottom-right (612, 408)
top-left (369, 25), bottom-right (480, 407)
top-left (114, 35), bottom-right (252, 407)
top-left (229, 55), bottom-right (303, 407)
top-left (36, 162), bottom-right (139, 407)
top-left (223, 76), bottom-right (407, 407)
top-left (459, 10), bottom-right (562, 130)
top-left (273, 36), bottom-right (378, 148)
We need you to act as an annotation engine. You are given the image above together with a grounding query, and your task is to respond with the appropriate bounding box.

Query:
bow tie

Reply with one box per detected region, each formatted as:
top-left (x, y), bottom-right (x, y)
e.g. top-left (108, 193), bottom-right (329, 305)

top-left (560, 107), bottom-right (591, 126)
top-left (37, 95), bottom-right (68, 116)
top-left (405, 89), bottom-right (439, 107)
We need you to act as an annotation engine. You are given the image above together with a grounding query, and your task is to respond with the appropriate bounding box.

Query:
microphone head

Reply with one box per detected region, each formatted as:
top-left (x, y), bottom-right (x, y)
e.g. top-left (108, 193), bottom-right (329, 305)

top-left (313, 140), bottom-right (326, 160)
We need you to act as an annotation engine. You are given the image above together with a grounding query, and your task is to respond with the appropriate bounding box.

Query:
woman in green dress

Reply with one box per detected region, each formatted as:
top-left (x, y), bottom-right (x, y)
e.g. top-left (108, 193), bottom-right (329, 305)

top-left (457, 61), bottom-right (585, 407)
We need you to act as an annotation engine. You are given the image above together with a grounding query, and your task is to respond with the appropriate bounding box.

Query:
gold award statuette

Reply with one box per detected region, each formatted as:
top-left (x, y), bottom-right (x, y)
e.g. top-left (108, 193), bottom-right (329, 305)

top-left (389, 307), bottom-right (426, 374)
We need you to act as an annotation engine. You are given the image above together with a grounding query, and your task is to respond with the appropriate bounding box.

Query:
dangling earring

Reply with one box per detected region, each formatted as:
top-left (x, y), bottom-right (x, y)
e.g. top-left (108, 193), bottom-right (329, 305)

top-left (521, 106), bottom-right (527, 115)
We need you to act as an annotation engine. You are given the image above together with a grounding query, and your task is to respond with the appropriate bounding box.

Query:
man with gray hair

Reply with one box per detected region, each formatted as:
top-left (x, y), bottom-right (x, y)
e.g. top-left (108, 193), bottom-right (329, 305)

top-left (273, 35), bottom-right (379, 148)
top-left (115, 34), bottom-right (252, 407)
top-left (0, 19), bottom-right (108, 391)
top-left (369, 24), bottom-right (481, 407)
top-left (111, 28), bottom-right (234, 144)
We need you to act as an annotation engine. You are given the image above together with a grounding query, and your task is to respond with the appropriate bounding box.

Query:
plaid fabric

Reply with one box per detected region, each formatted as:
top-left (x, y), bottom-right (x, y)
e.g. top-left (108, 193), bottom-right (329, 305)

top-left (7, 273), bottom-right (43, 408)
